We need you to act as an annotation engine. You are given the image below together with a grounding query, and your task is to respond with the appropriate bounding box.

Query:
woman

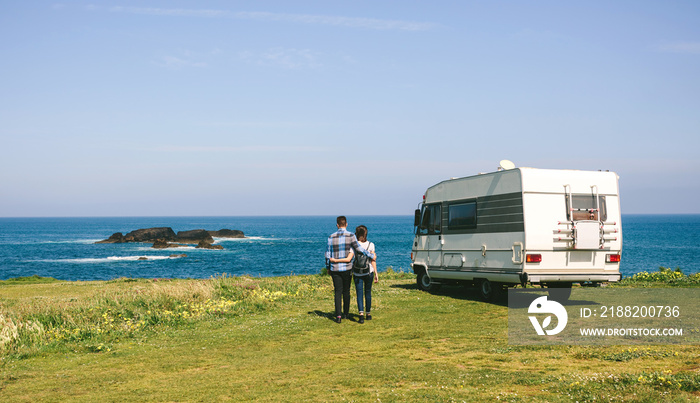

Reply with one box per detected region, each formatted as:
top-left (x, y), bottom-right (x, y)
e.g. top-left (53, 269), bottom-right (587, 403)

top-left (329, 225), bottom-right (378, 324)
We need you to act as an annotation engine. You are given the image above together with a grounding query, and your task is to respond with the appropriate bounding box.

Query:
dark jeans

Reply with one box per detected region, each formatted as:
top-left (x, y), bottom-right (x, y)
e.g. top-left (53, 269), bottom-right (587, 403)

top-left (330, 270), bottom-right (352, 317)
top-left (353, 273), bottom-right (373, 314)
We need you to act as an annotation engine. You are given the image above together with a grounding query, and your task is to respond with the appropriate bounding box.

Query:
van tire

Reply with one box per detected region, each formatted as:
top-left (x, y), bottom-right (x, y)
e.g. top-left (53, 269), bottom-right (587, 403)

top-left (417, 270), bottom-right (441, 292)
top-left (547, 283), bottom-right (572, 302)
top-left (478, 279), bottom-right (503, 302)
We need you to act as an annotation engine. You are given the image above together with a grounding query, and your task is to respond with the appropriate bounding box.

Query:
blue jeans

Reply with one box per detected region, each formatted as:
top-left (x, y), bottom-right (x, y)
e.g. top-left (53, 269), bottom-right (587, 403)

top-left (353, 273), bottom-right (373, 314)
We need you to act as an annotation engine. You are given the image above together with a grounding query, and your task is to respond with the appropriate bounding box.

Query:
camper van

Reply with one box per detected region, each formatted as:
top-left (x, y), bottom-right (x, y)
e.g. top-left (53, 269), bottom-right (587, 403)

top-left (411, 161), bottom-right (622, 301)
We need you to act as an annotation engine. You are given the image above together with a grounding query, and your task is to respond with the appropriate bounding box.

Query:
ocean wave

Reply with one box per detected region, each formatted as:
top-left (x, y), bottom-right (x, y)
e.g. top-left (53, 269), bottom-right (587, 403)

top-left (28, 255), bottom-right (184, 263)
top-left (48, 239), bottom-right (104, 244)
top-left (134, 246), bottom-right (197, 252)
top-left (1, 239), bottom-right (104, 246)
top-left (213, 236), bottom-right (284, 242)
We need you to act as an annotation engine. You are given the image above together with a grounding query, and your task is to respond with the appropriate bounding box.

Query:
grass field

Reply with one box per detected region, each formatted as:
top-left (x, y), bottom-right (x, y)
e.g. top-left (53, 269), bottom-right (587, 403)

top-left (1, 269), bottom-right (699, 402)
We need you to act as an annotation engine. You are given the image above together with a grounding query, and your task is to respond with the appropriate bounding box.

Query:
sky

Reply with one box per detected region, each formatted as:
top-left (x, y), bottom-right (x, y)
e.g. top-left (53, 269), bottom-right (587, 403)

top-left (1, 1), bottom-right (699, 216)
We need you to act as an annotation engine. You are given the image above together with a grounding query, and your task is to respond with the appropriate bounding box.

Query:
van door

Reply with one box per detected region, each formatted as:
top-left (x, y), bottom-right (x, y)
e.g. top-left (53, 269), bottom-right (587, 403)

top-left (415, 206), bottom-right (430, 262)
top-left (423, 204), bottom-right (443, 268)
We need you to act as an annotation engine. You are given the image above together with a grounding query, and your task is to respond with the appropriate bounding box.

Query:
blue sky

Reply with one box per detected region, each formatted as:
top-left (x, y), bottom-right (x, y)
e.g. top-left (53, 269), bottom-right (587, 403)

top-left (1, 1), bottom-right (698, 216)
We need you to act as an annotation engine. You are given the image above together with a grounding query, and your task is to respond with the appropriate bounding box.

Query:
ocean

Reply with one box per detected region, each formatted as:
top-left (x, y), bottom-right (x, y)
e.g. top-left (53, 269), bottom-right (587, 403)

top-left (0, 215), bottom-right (698, 281)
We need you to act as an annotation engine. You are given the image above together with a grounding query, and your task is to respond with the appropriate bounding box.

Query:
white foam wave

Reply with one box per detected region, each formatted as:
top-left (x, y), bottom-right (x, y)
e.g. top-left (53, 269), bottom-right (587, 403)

top-left (30, 255), bottom-right (184, 263)
top-left (46, 239), bottom-right (104, 244)
top-left (107, 256), bottom-right (175, 261)
top-left (2, 239), bottom-right (104, 246)
top-left (213, 236), bottom-right (282, 242)
top-left (134, 246), bottom-right (197, 252)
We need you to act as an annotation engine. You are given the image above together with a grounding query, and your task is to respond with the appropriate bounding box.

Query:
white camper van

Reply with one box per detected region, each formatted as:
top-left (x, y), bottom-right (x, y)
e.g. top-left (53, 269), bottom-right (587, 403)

top-left (411, 162), bottom-right (622, 301)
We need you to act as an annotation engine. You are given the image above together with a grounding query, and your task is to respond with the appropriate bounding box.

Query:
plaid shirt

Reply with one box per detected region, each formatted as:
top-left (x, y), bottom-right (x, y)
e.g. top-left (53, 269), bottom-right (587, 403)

top-left (325, 228), bottom-right (375, 272)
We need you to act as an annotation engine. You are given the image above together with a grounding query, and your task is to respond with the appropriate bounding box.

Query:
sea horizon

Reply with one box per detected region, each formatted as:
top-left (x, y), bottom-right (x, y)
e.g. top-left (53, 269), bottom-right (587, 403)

top-left (2, 213), bottom-right (699, 218)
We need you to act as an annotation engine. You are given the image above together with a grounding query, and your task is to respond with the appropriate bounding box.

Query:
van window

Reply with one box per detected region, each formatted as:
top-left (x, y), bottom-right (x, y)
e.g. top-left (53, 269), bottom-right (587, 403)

top-left (448, 202), bottom-right (477, 230)
top-left (418, 204), bottom-right (442, 235)
top-left (566, 195), bottom-right (607, 221)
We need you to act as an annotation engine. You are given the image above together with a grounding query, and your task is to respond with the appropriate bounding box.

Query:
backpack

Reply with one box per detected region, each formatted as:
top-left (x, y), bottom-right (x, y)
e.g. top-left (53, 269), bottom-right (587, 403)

top-left (352, 242), bottom-right (373, 275)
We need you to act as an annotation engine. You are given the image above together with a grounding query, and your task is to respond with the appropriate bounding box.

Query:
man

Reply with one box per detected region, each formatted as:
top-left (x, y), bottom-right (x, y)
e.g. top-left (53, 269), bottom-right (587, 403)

top-left (325, 216), bottom-right (375, 324)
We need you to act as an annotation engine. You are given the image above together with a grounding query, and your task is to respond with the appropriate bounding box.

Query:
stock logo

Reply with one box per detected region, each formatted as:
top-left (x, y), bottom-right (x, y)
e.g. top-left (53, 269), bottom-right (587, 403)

top-left (528, 296), bottom-right (568, 336)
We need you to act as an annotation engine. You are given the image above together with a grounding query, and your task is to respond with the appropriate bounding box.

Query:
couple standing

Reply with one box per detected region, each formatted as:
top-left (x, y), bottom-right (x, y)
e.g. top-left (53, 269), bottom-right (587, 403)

top-left (325, 216), bottom-right (379, 324)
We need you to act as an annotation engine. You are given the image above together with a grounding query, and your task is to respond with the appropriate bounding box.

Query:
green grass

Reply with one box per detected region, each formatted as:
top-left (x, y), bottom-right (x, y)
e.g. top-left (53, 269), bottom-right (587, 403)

top-left (0, 270), bottom-right (698, 402)
top-left (0, 275), bottom-right (60, 285)
top-left (614, 267), bottom-right (700, 287)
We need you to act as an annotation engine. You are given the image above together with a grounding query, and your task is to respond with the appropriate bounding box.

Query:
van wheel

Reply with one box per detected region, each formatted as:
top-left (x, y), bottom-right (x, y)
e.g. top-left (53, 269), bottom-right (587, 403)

top-left (548, 283), bottom-right (572, 302)
top-left (417, 270), bottom-right (441, 292)
top-left (478, 279), bottom-right (503, 302)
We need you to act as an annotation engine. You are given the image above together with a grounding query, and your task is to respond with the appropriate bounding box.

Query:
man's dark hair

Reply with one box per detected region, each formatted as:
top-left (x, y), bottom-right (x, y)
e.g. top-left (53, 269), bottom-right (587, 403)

top-left (337, 216), bottom-right (347, 227)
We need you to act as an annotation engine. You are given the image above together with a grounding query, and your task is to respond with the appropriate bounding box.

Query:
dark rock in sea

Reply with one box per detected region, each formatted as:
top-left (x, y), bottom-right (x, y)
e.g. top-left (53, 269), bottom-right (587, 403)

top-left (96, 232), bottom-right (126, 244)
top-left (138, 257), bottom-right (148, 260)
top-left (152, 239), bottom-right (168, 249)
top-left (96, 227), bottom-right (177, 244)
top-left (176, 229), bottom-right (214, 244)
top-left (209, 229), bottom-right (245, 238)
top-left (126, 227), bottom-right (178, 243)
top-left (152, 239), bottom-right (187, 249)
top-left (96, 227), bottom-right (240, 246)
top-left (196, 240), bottom-right (224, 250)
top-left (169, 253), bottom-right (187, 258)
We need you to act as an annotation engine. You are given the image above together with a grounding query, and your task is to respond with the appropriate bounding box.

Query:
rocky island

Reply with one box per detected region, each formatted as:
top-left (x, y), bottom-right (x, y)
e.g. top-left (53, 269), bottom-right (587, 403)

top-left (96, 227), bottom-right (244, 250)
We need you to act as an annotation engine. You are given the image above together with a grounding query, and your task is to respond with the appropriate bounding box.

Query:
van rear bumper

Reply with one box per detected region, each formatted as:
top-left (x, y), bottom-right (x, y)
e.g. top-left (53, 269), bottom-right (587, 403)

top-left (525, 272), bottom-right (622, 284)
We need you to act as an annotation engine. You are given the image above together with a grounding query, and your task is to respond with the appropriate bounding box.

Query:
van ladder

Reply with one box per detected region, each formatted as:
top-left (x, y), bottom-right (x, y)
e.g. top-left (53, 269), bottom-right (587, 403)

top-left (555, 184), bottom-right (619, 249)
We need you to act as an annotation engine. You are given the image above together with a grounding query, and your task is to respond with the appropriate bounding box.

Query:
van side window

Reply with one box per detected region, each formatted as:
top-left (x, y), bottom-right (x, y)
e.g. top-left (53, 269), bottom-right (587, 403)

top-left (418, 204), bottom-right (442, 235)
top-left (566, 195), bottom-right (607, 221)
top-left (429, 204), bottom-right (442, 234)
top-left (448, 202), bottom-right (477, 230)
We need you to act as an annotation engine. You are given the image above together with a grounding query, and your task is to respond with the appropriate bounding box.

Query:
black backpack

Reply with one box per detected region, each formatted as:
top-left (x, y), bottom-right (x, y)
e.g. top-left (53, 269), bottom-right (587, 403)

top-left (352, 243), bottom-right (373, 275)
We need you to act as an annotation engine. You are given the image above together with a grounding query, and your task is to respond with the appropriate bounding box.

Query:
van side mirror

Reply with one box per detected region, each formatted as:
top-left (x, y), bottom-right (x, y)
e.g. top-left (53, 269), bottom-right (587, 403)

top-left (414, 209), bottom-right (421, 227)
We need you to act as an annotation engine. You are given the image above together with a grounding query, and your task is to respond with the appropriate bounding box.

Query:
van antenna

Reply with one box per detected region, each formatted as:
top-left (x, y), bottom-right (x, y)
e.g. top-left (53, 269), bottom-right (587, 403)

top-left (498, 160), bottom-right (516, 171)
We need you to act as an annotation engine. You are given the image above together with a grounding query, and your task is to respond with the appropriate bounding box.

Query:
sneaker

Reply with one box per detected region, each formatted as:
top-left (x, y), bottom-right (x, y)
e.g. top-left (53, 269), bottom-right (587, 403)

top-left (358, 315), bottom-right (365, 324)
top-left (335, 316), bottom-right (342, 324)
top-left (366, 313), bottom-right (372, 320)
